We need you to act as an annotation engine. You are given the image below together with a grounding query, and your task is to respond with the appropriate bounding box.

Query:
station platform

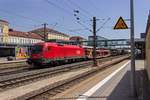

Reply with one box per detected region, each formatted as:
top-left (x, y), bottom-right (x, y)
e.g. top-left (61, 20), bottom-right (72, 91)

top-left (51, 60), bottom-right (148, 100)
top-left (0, 57), bottom-right (8, 62)
top-left (0, 57), bottom-right (26, 64)
top-left (76, 60), bottom-right (147, 100)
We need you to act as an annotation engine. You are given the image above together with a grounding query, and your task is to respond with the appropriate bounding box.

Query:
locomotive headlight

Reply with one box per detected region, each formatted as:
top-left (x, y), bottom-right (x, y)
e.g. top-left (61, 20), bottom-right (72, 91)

top-left (76, 50), bottom-right (80, 54)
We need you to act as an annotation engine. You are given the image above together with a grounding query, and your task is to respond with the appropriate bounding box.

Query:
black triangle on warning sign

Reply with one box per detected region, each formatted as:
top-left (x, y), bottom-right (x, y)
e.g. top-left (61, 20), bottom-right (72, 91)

top-left (114, 17), bottom-right (128, 29)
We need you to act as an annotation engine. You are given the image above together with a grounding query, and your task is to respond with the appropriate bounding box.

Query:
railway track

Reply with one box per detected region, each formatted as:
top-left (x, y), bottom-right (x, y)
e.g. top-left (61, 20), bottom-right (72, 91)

top-left (0, 55), bottom-right (119, 76)
top-left (0, 55), bottom-right (125, 92)
top-left (0, 60), bottom-right (28, 74)
top-left (0, 56), bottom-right (112, 76)
top-left (0, 61), bottom-right (92, 91)
top-left (0, 60), bottom-right (26, 68)
top-left (0, 66), bottom-right (31, 76)
top-left (0, 63), bottom-right (29, 76)
top-left (20, 55), bottom-right (129, 100)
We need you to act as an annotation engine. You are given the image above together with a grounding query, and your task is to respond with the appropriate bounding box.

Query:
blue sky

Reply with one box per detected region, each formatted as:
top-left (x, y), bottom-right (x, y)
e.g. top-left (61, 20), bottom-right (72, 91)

top-left (0, 0), bottom-right (149, 39)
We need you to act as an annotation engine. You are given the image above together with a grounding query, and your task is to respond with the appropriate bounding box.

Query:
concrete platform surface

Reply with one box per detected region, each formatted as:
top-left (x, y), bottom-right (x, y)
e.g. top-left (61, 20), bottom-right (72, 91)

top-left (75, 60), bottom-right (145, 100)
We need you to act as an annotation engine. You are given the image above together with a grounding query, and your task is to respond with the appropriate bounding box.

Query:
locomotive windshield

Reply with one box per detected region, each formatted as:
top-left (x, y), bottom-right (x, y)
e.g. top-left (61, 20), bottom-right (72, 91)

top-left (31, 45), bottom-right (43, 54)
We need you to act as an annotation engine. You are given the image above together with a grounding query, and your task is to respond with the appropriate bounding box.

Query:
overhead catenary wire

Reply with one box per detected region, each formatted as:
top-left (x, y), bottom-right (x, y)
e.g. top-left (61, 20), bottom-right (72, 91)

top-left (69, 28), bottom-right (90, 32)
top-left (67, 0), bottom-right (93, 17)
top-left (63, 0), bottom-right (90, 19)
top-left (44, 0), bottom-right (92, 36)
top-left (10, 24), bottom-right (41, 30)
top-left (69, 29), bottom-right (91, 39)
top-left (44, 0), bottom-right (73, 16)
top-left (96, 18), bottom-right (111, 32)
top-left (44, 0), bottom-right (110, 38)
top-left (48, 22), bottom-right (90, 38)
top-left (44, 0), bottom-right (90, 24)
top-left (77, 21), bottom-right (92, 32)
top-left (88, 0), bottom-right (103, 15)
top-left (0, 8), bottom-right (43, 23)
top-left (69, 31), bottom-right (88, 37)
top-left (73, 9), bottom-right (92, 34)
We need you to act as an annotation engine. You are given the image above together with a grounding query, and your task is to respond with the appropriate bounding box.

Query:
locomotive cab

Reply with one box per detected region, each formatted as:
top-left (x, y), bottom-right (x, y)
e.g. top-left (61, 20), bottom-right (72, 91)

top-left (27, 44), bottom-right (47, 65)
top-left (31, 45), bottom-right (43, 58)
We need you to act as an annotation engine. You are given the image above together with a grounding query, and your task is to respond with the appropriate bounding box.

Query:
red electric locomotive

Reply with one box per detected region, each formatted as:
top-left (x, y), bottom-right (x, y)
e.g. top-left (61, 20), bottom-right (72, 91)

top-left (27, 42), bottom-right (85, 66)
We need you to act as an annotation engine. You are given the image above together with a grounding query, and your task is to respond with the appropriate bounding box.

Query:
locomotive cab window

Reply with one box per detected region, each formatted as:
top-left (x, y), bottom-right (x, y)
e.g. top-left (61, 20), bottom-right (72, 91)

top-left (44, 46), bottom-right (51, 52)
top-left (58, 44), bottom-right (64, 46)
top-left (31, 45), bottom-right (43, 54)
top-left (48, 46), bottom-right (51, 51)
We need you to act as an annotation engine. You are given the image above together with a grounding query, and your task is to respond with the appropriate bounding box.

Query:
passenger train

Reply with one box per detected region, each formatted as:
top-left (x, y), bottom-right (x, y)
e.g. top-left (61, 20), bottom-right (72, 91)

top-left (27, 42), bottom-right (125, 67)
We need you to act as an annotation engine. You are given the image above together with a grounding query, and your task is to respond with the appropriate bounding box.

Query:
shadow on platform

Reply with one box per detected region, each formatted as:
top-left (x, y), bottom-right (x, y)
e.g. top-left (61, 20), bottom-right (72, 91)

top-left (107, 70), bottom-right (149, 100)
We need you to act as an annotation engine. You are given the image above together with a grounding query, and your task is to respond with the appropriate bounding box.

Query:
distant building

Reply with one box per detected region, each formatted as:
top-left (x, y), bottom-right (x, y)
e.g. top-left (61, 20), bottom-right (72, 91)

top-left (29, 27), bottom-right (70, 41)
top-left (0, 19), bottom-right (43, 45)
top-left (7, 29), bottom-right (43, 45)
top-left (0, 19), bottom-right (9, 43)
top-left (88, 36), bottom-right (107, 41)
top-left (0, 19), bottom-right (44, 58)
top-left (70, 36), bottom-right (87, 45)
top-left (70, 36), bottom-right (87, 41)
top-left (88, 36), bottom-right (107, 47)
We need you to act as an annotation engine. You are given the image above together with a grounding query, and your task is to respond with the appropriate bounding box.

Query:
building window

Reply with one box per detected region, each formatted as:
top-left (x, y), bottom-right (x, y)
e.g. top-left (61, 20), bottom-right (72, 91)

top-left (26, 39), bottom-right (28, 44)
top-left (0, 27), bottom-right (2, 33)
top-left (12, 38), bottom-right (14, 43)
top-left (23, 39), bottom-right (25, 44)
top-left (0, 37), bottom-right (2, 42)
top-left (16, 38), bottom-right (19, 43)
top-left (20, 39), bottom-right (22, 44)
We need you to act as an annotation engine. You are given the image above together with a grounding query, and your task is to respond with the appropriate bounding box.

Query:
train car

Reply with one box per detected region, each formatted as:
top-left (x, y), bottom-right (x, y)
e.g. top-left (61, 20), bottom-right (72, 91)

top-left (96, 48), bottom-right (111, 58)
top-left (82, 46), bottom-right (93, 59)
top-left (82, 46), bottom-right (111, 59)
top-left (27, 42), bottom-right (85, 66)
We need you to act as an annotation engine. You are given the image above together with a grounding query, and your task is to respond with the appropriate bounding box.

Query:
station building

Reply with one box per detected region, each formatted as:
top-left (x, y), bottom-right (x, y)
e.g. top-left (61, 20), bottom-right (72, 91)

top-left (7, 29), bottom-right (42, 45)
top-left (88, 35), bottom-right (108, 47)
top-left (0, 19), bottom-right (43, 59)
top-left (29, 27), bottom-right (70, 41)
top-left (0, 19), bottom-right (71, 59)
top-left (0, 19), bottom-right (9, 44)
top-left (69, 36), bottom-right (87, 45)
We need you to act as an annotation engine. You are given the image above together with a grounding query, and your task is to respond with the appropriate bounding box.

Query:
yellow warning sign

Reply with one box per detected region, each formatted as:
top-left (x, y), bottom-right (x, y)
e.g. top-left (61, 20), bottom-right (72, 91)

top-left (114, 17), bottom-right (128, 29)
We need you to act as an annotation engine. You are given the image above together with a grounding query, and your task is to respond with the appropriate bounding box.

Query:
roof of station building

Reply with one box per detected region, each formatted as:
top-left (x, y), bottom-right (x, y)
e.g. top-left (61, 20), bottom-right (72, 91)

top-left (29, 27), bottom-right (70, 37)
top-left (8, 29), bottom-right (43, 40)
